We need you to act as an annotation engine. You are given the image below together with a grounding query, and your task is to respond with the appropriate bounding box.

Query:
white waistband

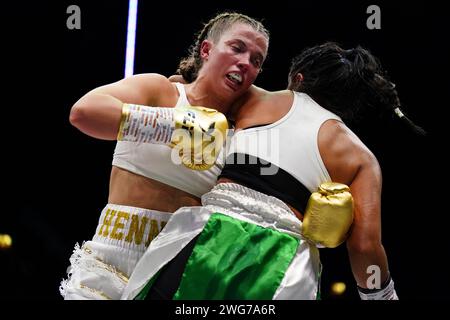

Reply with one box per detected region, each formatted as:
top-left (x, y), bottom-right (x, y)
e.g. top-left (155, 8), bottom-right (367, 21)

top-left (201, 183), bottom-right (302, 238)
top-left (93, 204), bottom-right (172, 252)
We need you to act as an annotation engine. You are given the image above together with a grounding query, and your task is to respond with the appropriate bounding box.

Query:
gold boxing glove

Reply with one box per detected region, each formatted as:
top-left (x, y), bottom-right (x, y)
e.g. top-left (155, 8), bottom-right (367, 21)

top-left (118, 104), bottom-right (228, 170)
top-left (301, 182), bottom-right (354, 248)
top-left (171, 105), bottom-right (228, 170)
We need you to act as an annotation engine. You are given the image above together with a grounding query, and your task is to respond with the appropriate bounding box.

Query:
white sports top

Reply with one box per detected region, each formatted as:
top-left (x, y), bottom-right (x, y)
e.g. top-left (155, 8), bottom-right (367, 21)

top-left (226, 91), bottom-right (342, 193)
top-left (112, 83), bottom-right (224, 198)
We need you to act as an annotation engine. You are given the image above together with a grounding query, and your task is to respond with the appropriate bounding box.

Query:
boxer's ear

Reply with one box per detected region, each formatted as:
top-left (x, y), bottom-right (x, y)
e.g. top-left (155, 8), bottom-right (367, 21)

top-left (168, 75), bottom-right (187, 84)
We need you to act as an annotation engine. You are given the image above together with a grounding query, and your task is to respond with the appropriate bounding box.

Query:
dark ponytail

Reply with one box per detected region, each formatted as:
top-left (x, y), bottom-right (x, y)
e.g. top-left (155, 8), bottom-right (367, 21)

top-left (393, 105), bottom-right (427, 136)
top-left (288, 42), bottom-right (426, 135)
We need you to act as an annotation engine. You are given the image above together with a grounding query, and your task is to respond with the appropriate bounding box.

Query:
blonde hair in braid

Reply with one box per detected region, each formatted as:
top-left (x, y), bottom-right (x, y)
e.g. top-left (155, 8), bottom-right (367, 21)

top-left (177, 12), bottom-right (269, 82)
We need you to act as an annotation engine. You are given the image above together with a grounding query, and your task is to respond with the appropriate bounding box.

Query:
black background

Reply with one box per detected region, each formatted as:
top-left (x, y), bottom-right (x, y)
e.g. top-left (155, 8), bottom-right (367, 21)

top-left (1, 0), bottom-right (448, 301)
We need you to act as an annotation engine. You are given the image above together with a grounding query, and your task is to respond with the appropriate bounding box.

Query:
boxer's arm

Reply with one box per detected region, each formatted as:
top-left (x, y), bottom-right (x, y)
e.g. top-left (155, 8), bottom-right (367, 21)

top-left (319, 121), bottom-right (397, 299)
top-left (345, 158), bottom-right (390, 288)
top-left (117, 104), bottom-right (229, 170)
top-left (346, 156), bottom-right (398, 300)
top-left (69, 73), bottom-right (174, 140)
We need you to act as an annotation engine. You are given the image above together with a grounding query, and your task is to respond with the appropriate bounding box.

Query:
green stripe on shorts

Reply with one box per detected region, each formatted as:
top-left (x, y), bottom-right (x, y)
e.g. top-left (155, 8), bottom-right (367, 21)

top-left (174, 213), bottom-right (299, 299)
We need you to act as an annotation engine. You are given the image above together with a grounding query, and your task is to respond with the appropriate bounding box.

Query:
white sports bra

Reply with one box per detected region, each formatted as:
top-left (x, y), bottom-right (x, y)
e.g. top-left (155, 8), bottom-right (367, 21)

top-left (112, 83), bottom-right (224, 197)
top-left (224, 92), bottom-right (342, 193)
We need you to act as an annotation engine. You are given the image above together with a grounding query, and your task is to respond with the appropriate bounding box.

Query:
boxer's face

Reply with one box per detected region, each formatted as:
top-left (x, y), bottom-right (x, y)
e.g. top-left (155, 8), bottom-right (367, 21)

top-left (199, 23), bottom-right (268, 100)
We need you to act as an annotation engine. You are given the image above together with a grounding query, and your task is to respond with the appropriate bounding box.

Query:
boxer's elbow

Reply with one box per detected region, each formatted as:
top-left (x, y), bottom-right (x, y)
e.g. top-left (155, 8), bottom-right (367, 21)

top-left (69, 93), bottom-right (106, 127)
top-left (69, 97), bottom-right (103, 138)
top-left (69, 93), bottom-right (122, 140)
top-left (69, 102), bottom-right (88, 128)
top-left (346, 230), bottom-right (382, 256)
top-left (347, 238), bottom-right (381, 256)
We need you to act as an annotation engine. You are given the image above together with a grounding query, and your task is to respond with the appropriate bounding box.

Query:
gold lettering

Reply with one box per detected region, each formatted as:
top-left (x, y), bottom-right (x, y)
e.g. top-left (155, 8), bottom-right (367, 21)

top-left (160, 220), bottom-right (167, 231)
top-left (110, 211), bottom-right (130, 240)
top-left (98, 209), bottom-right (116, 237)
top-left (125, 214), bottom-right (149, 245)
top-left (145, 219), bottom-right (160, 247)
